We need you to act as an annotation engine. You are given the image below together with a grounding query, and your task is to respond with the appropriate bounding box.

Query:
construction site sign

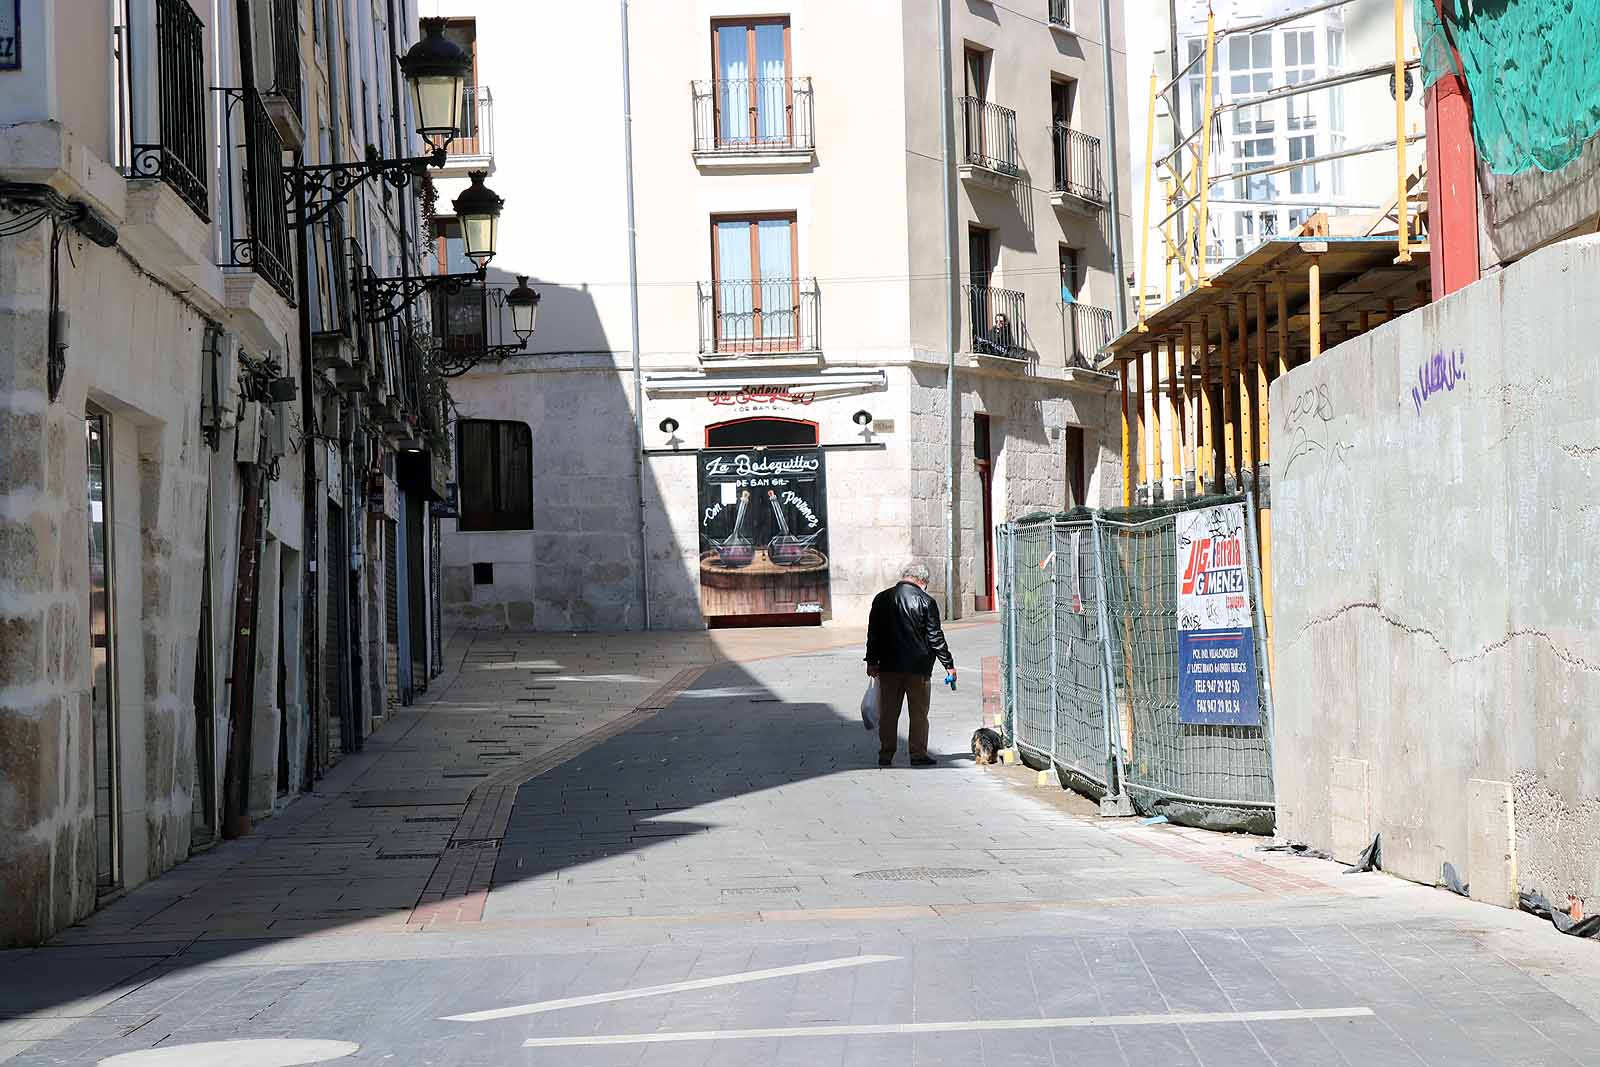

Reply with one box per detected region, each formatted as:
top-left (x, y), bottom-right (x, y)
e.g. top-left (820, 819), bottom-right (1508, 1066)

top-left (1175, 503), bottom-right (1259, 726)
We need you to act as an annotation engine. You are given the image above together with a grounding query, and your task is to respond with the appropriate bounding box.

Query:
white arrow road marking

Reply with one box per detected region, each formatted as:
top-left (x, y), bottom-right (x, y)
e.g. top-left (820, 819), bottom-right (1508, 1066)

top-left (442, 954), bottom-right (901, 1023)
top-left (98, 1040), bottom-right (359, 1066)
top-left (519, 1006), bottom-right (1376, 1047)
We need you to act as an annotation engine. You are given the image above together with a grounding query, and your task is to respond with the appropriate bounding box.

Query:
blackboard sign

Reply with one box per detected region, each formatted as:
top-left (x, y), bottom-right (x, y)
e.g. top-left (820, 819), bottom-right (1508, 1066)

top-left (696, 447), bottom-right (831, 619)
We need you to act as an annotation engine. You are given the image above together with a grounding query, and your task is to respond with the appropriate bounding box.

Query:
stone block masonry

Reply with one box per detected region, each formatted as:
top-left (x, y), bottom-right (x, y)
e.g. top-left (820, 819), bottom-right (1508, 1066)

top-left (1270, 234), bottom-right (1600, 903)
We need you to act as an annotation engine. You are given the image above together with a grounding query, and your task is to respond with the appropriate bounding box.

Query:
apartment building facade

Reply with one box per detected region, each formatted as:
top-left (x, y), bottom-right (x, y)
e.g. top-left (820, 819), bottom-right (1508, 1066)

top-left (439, 0), bottom-right (1134, 631)
top-left (0, 0), bottom-right (455, 945)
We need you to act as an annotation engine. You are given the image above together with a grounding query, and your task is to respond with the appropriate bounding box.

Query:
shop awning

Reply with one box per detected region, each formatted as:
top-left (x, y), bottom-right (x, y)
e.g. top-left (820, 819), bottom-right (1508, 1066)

top-left (644, 371), bottom-right (886, 395)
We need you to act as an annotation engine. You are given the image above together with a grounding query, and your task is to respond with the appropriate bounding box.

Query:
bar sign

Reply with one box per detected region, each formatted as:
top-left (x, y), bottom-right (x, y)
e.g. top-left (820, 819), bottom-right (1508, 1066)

top-left (0, 0), bottom-right (18, 70)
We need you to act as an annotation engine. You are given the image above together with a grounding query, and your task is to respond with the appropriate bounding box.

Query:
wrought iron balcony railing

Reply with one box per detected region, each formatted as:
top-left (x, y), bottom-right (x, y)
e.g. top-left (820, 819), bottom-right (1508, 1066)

top-left (961, 98), bottom-right (1019, 176)
top-left (1062, 302), bottom-right (1113, 368)
top-left (268, 0), bottom-right (302, 123)
top-left (966, 284), bottom-right (1028, 358)
top-left (1049, 0), bottom-right (1072, 29)
top-left (451, 85), bottom-right (494, 158)
top-left (698, 278), bottom-right (819, 354)
top-left (128, 0), bottom-right (209, 221)
top-left (693, 77), bottom-right (815, 155)
top-left (218, 88), bottom-right (295, 304)
top-left (1051, 125), bottom-right (1107, 205)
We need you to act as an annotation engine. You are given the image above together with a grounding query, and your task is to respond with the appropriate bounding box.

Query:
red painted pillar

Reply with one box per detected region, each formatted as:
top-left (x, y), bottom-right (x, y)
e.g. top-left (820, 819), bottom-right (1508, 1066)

top-left (1424, 70), bottom-right (1481, 297)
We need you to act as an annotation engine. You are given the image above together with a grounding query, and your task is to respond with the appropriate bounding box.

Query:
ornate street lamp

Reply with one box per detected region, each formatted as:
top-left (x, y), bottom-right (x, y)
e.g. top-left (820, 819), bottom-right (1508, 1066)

top-left (400, 18), bottom-right (472, 151)
top-left (505, 276), bottom-right (540, 342)
top-left (290, 18), bottom-right (473, 226)
top-left (452, 171), bottom-right (503, 270)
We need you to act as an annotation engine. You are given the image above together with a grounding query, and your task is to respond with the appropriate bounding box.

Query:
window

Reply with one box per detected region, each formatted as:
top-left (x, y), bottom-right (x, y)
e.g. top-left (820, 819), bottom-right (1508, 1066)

top-left (1059, 246), bottom-right (1081, 304)
top-left (706, 417), bottom-right (818, 449)
top-left (1237, 137), bottom-right (1276, 201)
top-left (1289, 135), bottom-right (1318, 194)
top-left (1331, 134), bottom-right (1347, 195)
top-left (713, 18), bottom-right (791, 146)
top-left (711, 213), bottom-right (798, 346)
top-left (456, 420), bottom-right (532, 531)
top-left (1284, 28), bottom-right (1315, 130)
top-left (443, 19), bottom-right (480, 144)
top-left (1228, 32), bottom-right (1273, 134)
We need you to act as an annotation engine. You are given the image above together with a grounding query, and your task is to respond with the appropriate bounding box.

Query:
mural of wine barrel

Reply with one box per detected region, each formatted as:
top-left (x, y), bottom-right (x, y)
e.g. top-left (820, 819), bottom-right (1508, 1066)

top-left (697, 447), bottom-right (831, 625)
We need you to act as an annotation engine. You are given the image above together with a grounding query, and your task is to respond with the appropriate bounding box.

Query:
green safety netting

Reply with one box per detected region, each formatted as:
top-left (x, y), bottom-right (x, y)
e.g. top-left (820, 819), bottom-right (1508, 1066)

top-left (1416, 0), bottom-right (1600, 175)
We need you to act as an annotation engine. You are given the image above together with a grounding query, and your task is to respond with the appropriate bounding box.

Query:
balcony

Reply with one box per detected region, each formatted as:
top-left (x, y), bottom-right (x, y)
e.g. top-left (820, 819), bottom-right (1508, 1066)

top-left (310, 212), bottom-right (364, 374)
top-left (1061, 302), bottom-right (1113, 368)
top-left (126, 0), bottom-right (209, 222)
top-left (445, 85), bottom-right (494, 170)
top-left (697, 278), bottom-right (820, 362)
top-left (959, 98), bottom-right (1019, 189)
top-left (1051, 125), bottom-right (1107, 215)
top-left (692, 77), bottom-right (816, 170)
top-left (966, 284), bottom-right (1028, 360)
top-left (1048, 0), bottom-right (1074, 32)
top-left (219, 88), bottom-right (296, 309)
top-left (259, 0), bottom-right (304, 147)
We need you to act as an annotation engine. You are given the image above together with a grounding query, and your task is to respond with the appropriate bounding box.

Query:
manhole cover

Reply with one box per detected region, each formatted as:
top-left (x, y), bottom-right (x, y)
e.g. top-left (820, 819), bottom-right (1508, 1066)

top-left (853, 867), bottom-right (988, 881)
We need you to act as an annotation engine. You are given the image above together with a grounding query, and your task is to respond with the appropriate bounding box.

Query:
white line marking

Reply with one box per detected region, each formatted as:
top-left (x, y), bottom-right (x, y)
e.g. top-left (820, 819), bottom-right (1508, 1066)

top-left (443, 954), bottom-right (900, 1023)
top-left (519, 1007), bottom-right (1376, 1047)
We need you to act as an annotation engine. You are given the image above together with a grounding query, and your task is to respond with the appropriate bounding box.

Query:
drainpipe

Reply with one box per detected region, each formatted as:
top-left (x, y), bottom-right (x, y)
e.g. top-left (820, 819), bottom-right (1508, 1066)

top-left (621, 0), bottom-right (651, 629)
top-left (1099, 0), bottom-right (1130, 333)
top-left (937, 0), bottom-right (960, 619)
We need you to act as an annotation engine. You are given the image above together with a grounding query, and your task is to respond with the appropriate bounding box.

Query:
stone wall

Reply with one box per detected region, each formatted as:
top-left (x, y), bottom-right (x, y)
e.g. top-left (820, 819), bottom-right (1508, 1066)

top-left (0, 224), bottom-right (211, 941)
top-left (1269, 234), bottom-right (1600, 904)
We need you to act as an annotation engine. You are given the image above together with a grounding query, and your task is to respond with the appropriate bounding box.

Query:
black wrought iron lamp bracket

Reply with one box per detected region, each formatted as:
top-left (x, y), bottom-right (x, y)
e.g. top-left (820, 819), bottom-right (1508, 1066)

top-left (288, 145), bottom-right (448, 229)
top-left (433, 342), bottom-right (526, 378)
top-left (362, 269), bottom-right (484, 324)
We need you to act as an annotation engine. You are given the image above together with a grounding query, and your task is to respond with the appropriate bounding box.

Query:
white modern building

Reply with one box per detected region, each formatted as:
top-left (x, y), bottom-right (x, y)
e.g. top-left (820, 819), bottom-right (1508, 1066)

top-left (1128, 0), bottom-right (1425, 304)
top-left (437, 1), bottom-right (1135, 632)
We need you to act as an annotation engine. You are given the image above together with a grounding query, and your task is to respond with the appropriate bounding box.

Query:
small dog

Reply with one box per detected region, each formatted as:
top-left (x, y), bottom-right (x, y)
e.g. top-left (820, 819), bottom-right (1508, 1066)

top-left (971, 727), bottom-right (1003, 765)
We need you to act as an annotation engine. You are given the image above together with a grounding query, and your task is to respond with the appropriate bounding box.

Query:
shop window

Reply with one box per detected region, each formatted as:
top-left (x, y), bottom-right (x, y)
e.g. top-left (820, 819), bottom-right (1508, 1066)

top-left (705, 417), bottom-right (818, 449)
top-left (456, 420), bottom-right (532, 531)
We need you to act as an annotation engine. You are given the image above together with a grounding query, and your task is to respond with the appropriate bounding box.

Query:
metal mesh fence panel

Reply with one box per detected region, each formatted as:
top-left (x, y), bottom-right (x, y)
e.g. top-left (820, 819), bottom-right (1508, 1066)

top-left (997, 499), bottom-right (1274, 830)
top-left (1007, 520), bottom-right (1055, 761)
top-left (1050, 521), bottom-right (1108, 793)
top-left (1099, 512), bottom-right (1274, 815)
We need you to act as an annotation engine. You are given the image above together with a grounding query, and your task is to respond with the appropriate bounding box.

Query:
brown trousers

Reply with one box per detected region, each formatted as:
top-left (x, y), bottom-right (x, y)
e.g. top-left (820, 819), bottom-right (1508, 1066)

top-left (877, 671), bottom-right (932, 759)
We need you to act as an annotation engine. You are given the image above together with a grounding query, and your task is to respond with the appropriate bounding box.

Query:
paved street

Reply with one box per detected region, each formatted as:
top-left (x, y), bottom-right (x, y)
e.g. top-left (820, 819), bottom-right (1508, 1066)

top-left (3, 622), bottom-right (1599, 1066)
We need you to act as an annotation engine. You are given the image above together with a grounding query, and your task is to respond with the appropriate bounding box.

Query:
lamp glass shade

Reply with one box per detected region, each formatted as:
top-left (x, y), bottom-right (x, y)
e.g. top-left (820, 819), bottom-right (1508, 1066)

top-left (461, 212), bottom-right (497, 269)
top-left (410, 73), bottom-right (465, 144)
top-left (506, 278), bottom-right (540, 341)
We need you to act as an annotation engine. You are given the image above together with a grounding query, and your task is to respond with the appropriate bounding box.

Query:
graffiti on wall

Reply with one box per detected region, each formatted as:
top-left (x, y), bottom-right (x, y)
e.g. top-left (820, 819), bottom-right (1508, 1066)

top-left (1410, 350), bottom-right (1466, 415)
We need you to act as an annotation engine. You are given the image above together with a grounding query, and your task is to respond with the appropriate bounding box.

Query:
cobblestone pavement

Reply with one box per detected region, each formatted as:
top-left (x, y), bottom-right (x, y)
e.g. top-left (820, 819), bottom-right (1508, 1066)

top-left (3, 622), bottom-right (1599, 1065)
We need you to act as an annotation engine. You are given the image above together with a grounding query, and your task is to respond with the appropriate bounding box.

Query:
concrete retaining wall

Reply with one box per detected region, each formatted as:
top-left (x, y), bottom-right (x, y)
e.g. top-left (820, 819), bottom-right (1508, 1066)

top-left (1269, 235), bottom-right (1600, 904)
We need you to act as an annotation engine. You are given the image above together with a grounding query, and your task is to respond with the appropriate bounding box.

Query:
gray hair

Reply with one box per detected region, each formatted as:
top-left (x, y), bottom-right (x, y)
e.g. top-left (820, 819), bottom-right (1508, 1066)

top-left (901, 561), bottom-right (931, 584)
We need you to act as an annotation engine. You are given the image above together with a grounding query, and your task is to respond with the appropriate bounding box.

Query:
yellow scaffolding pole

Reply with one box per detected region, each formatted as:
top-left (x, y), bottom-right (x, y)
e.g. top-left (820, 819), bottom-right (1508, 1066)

top-left (1120, 361), bottom-right (1132, 507)
top-left (1394, 0), bottom-right (1411, 264)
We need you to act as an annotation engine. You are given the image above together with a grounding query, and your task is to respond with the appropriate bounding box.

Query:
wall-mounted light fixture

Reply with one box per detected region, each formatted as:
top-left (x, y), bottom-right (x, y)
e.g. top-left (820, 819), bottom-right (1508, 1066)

top-left (659, 417), bottom-right (680, 434)
top-left (852, 410), bottom-right (873, 426)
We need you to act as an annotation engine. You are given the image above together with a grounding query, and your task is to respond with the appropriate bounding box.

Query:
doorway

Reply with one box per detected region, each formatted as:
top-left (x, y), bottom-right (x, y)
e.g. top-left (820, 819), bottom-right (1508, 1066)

top-left (190, 493), bottom-right (216, 849)
top-left (1065, 425), bottom-right (1088, 509)
top-left (85, 407), bottom-right (121, 892)
top-left (968, 227), bottom-right (993, 351)
top-left (962, 47), bottom-right (990, 164)
top-left (975, 413), bottom-right (996, 612)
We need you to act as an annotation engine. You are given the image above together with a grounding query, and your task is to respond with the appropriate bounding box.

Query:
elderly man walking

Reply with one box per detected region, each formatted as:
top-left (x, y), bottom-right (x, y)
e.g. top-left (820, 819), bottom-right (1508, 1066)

top-left (865, 562), bottom-right (956, 766)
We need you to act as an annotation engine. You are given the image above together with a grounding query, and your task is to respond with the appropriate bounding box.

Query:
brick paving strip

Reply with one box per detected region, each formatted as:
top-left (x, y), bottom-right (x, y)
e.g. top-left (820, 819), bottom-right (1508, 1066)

top-left (407, 666), bottom-right (707, 928)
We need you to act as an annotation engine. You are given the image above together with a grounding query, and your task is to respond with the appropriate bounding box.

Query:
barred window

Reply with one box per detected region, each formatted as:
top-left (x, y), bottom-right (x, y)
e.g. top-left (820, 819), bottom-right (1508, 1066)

top-left (456, 420), bottom-right (532, 531)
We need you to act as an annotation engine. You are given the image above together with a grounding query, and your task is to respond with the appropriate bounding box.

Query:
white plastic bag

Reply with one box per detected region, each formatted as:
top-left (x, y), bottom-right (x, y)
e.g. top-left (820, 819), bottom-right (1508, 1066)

top-left (860, 679), bottom-right (879, 731)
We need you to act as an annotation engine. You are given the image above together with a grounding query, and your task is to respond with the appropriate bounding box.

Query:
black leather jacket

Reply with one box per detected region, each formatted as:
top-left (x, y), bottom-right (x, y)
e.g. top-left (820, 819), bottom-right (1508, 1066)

top-left (865, 582), bottom-right (954, 676)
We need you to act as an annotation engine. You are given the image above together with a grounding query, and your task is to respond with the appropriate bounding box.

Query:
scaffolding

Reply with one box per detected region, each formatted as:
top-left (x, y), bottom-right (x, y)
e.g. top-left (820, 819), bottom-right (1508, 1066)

top-left (1136, 0), bottom-right (1425, 326)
